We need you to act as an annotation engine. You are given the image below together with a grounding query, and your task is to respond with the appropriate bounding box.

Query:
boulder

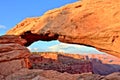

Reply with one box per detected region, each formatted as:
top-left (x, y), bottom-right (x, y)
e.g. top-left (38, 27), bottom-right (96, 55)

top-left (6, 0), bottom-right (120, 57)
top-left (0, 35), bottom-right (31, 77)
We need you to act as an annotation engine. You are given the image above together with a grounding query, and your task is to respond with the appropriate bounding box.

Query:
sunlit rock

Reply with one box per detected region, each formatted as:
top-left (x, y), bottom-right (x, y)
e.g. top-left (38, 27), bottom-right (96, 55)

top-left (6, 0), bottom-right (120, 57)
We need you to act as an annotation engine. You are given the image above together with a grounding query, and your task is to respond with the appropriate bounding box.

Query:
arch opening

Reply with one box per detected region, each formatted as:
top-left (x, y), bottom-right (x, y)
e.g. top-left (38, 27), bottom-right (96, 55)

top-left (28, 40), bottom-right (104, 55)
top-left (19, 31), bottom-right (120, 58)
top-left (28, 40), bottom-right (120, 75)
top-left (21, 31), bottom-right (59, 46)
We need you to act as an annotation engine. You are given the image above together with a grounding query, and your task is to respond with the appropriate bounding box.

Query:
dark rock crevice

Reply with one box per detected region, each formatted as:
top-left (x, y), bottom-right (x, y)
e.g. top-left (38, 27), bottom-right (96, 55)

top-left (21, 31), bottom-right (59, 46)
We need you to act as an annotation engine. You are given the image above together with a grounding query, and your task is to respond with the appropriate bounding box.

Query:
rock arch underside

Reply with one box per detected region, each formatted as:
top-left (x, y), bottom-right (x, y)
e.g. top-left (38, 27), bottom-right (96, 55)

top-left (6, 0), bottom-right (120, 58)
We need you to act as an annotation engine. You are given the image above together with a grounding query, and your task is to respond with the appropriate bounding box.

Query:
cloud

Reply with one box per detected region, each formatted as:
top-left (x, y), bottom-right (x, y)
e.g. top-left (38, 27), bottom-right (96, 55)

top-left (33, 48), bottom-right (39, 51)
top-left (0, 25), bottom-right (6, 29)
top-left (27, 47), bottom-right (46, 52)
top-left (27, 47), bottom-right (32, 51)
top-left (27, 42), bottom-right (104, 54)
top-left (46, 43), bottom-right (103, 54)
top-left (46, 43), bottom-right (82, 53)
top-left (28, 47), bottom-right (40, 52)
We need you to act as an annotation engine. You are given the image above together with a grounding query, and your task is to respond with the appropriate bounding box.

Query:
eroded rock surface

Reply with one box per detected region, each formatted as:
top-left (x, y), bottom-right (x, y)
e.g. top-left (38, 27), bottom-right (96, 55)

top-left (0, 35), bottom-right (31, 78)
top-left (5, 68), bottom-right (120, 80)
top-left (5, 68), bottom-right (80, 80)
top-left (29, 53), bottom-right (93, 74)
top-left (29, 52), bottom-right (120, 75)
top-left (0, 35), bottom-right (27, 46)
top-left (6, 0), bottom-right (120, 57)
top-left (0, 35), bottom-right (120, 79)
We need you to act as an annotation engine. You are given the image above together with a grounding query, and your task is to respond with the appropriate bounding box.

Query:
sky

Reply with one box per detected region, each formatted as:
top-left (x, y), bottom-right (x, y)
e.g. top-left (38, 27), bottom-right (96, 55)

top-left (0, 0), bottom-right (103, 54)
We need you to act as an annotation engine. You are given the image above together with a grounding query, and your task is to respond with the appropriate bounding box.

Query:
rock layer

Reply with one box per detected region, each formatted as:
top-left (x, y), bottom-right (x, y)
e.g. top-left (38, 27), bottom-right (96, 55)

top-left (30, 52), bottom-right (120, 75)
top-left (29, 53), bottom-right (93, 74)
top-left (0, 35), bottom-right (31, 77)
top-left (0, 34), bottom-right (119, 80)
top-left (6, 0), bottom-right (120, 57)
top-left (0, 35), bottom-right (27, 46)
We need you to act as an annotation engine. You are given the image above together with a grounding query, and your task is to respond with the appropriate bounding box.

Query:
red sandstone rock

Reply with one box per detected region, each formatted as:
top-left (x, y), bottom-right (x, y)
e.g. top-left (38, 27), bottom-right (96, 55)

top-left (29, 52), bottom-right (120, 75)
top-left (0, 35), bottom-right (31, 77)
top-left (6, 68), bottom-right (80, 80)
top-left (5, 68), bottom-right (120, 80)
top-left (105, 72), bottom-right (120, 80)
top-left (1, 0), bottom-right (120, 79)
top-left (77, 73), bottom-right (104, 80)
top-left (0, 43), bottom-right (30, 61)
top-left (86, 54), bottom-right (120, 75)
top-left (29, 53), bottom-right (93, 74)
top-left (0, 59), bottom-right (27, 76)
top-left (88, 54), bottom-right (120, 65)
top-left (5, 69), bottom-right (48, 80)
top-left (6, 0), bottom-right (120, 58)
top-left (0, 35), bottom-right (27, 46)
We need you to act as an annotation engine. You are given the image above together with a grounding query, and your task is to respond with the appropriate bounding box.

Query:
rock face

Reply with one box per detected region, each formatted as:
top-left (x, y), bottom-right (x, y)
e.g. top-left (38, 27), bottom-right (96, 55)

top-left (29, 52), bottom-right (120, 75)
top-left (5, 68), bottom-right (120, 80)
top-left (87, 54), bottom-right (120, 75)
top-left (0, 35), bottom-right (27, 46)
top-left (29, 53), bottom-right (93, 74)
top-left (0, 35), bottom-right (120, 80)
top-left (6, 0), bottom-right (120, 58)
top-left (5, 68), bottom-right (81, 80)
top-left (0, 35), bottom-right (31, 78)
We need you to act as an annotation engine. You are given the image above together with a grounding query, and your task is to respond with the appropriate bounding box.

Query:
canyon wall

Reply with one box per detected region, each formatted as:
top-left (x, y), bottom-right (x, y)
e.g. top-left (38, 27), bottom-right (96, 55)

top-left (29, 53), bottom-right (93, 74)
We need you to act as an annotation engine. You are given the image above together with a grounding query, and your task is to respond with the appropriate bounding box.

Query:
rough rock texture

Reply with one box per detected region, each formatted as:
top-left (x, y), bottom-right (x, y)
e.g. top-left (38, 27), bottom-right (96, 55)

top-left (5, 68), bottom-right (120, 80)
top-left (88, 54), bottom-right (120, 65)
top-left (0, 35), bottom-right (31, 77)
top-left (0, 35), bottom-right (120, 80)
top-left (0, 35), bottom-right (27, 46)
top-left (5, 68), bottom-right (80, 80)
top-left (77, 73), bottom-right (104, 80)
top-left (29, 52), bottom-right (120, 75)
top-left (91, 58), bottom-right (120, 75)
top-left (6, 0), bottom-right (120, 57)
top-left (77, 73), bottom-right (120, 80)
top-left (104, 72), bottom-right (120, 80)
top-left (29, 53), bottom-right (93, 74)
top-left (88, 54), bottom-right (120, 75)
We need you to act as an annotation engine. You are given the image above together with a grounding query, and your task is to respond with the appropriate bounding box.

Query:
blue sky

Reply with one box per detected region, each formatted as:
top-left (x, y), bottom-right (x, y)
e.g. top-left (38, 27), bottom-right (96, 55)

top-left (0, 0), bottom-right (103, 54)
top-left (0, 0), bottom-right (78, 35)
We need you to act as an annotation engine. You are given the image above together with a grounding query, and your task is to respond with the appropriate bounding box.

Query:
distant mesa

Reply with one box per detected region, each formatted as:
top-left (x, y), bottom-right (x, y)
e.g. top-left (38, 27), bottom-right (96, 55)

top-left (29, 52), bottom-right (120, 75)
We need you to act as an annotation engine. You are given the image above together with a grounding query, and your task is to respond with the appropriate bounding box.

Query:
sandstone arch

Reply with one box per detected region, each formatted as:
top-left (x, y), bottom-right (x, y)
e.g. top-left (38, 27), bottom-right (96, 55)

top-left (6, 0), bottom-right (120, 57)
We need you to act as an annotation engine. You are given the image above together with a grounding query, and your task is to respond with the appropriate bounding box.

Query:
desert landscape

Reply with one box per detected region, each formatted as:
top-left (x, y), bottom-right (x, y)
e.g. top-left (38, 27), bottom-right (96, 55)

top-left (0, 35), bottom-right (120, 80)
top-left (30, 52), bottom-right (120, 75)
top-left (0, 0), bottom-right (120, 80)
